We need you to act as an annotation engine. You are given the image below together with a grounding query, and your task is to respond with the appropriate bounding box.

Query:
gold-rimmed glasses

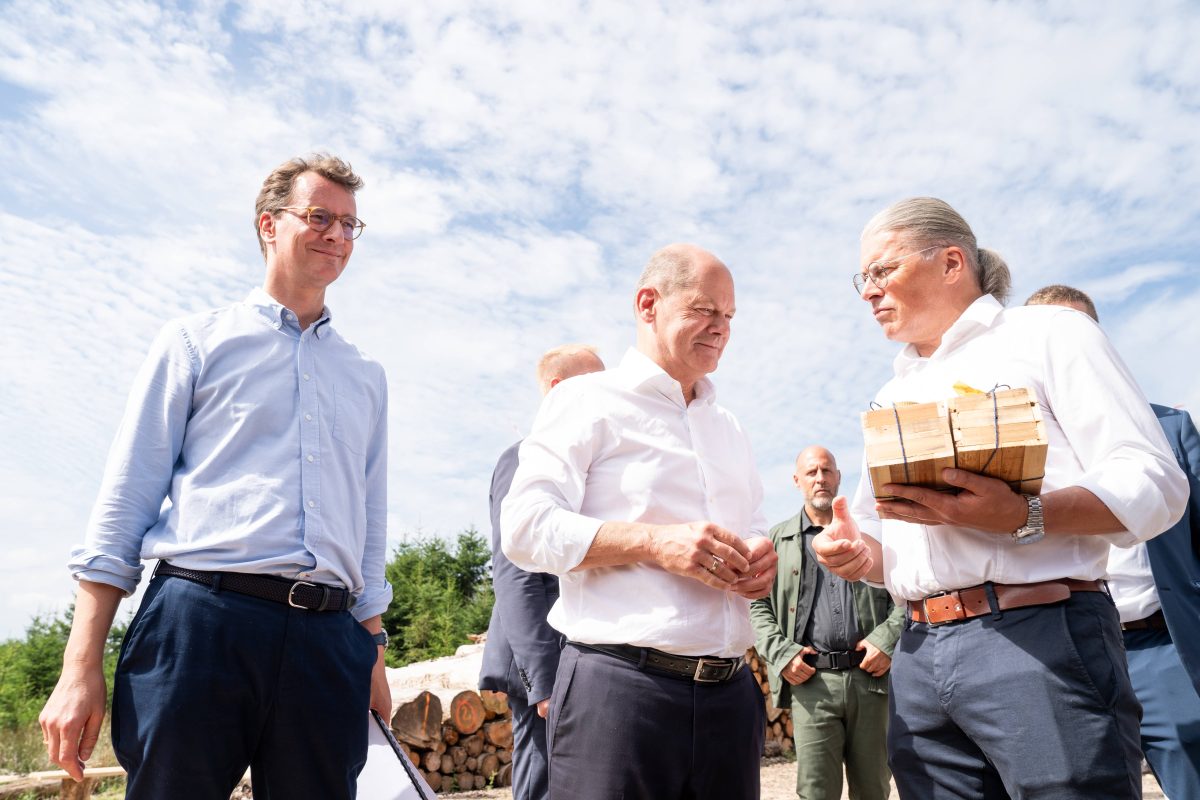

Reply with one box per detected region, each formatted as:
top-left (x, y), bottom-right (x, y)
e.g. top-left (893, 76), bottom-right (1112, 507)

top-left (852, 245), bottom-right (943, 294)
top-left (278, 206), bottom-right (366, 240)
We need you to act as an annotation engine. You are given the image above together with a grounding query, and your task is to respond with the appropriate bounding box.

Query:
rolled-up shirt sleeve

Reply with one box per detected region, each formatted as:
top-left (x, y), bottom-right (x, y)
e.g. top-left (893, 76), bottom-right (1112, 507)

top-left (354, 366), bottom-right (393, 621)
top-left (501, 382), bottom-right (605, 575)
top-left (69, 322), bottom-right (196, 594)
top-left (1042, 312), bottom-right (1188, 545)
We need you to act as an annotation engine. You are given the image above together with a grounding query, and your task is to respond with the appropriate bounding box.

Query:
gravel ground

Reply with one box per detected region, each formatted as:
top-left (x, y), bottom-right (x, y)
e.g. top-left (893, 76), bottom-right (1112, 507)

top-left (449, 758), bottom-right (1167, 799)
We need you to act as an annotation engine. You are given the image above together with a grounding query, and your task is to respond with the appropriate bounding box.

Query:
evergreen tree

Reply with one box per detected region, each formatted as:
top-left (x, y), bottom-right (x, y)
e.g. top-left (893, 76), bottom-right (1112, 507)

top-left (381, 529), bottom-right (494, 665)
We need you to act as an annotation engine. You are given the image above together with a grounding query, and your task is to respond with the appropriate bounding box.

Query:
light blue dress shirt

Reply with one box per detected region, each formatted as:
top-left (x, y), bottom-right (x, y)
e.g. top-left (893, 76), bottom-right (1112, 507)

top-left (69, 288), bottom-right (392, 621)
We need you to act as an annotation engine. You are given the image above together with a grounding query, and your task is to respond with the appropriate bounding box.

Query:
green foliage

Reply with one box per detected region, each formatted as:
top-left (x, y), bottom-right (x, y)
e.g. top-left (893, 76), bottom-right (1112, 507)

top-left (381, 529), bottom-right (494, 665)
top-left (0, 604), bottom-right (127, 773)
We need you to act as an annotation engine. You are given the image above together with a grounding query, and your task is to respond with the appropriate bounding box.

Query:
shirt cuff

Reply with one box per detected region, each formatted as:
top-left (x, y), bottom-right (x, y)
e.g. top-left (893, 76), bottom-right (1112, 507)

top-left (68, 550), bottom-right (143, 597)
top-left (352, 581), bottom-right (394, 622)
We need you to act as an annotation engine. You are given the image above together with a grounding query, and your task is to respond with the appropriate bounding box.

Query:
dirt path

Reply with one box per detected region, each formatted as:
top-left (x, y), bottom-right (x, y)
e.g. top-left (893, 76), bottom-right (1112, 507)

top-left (450, 758), bottom-right (1167, 799)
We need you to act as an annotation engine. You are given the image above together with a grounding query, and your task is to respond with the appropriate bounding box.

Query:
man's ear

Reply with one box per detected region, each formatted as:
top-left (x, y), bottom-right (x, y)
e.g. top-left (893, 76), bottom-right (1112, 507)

top-left (259, 211), bottom-right (277, 248)
top-left (635, 286), bottom-right (658, 322)
top-left (942, 246), bottom-right (968, 285)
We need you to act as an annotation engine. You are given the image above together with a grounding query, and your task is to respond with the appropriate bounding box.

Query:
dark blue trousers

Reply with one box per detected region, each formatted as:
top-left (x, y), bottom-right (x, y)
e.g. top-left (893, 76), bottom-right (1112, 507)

top-left (1124, 628), bottom-right (1200, 799)
top-left (547, 643), bottom-right (763, 800)
top-left (508, 691), bottom-right (550, 800)
top-left (888, 591), bottom-right (1143, 799)
top-left (112, 575), bottom-right (378, 800)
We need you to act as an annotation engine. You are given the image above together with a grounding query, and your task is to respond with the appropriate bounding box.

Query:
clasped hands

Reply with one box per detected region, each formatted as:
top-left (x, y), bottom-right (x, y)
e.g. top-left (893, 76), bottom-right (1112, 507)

top-left (780, 641), bottom-right (892, 685)
top-left (813, 468), bottom-right (1029, 582)
top-left (650, 520), bottom-right (778, 599)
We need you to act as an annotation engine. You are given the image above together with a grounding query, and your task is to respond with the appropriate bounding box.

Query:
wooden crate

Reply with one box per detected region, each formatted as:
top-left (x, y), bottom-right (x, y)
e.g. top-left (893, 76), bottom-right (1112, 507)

top-left (949, 388), bottom-right (1047, 494)
top-left (862, 401), bottom-right (957, 498)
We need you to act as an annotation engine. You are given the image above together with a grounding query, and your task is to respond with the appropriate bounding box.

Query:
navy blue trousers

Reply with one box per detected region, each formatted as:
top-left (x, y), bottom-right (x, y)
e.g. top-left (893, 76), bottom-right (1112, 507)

top-left (508, 691), bottom-right (550, 800)
top-left (112, 575), bottom-right (378, 800)
top-left (1124, 628), bottom-right (1200, 799)
top-left (888, 591), bottom-right (1142, 799)
top-left (547, 643), bottom-right (763, 800)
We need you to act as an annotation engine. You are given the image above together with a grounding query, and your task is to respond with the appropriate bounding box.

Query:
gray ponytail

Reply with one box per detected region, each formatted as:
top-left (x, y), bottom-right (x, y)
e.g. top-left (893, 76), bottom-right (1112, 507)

top-left (862, 197), bottom-right (1011, 304)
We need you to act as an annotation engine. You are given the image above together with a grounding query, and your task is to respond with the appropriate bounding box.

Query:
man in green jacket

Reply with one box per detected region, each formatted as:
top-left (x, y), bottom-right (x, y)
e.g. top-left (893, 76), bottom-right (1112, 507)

top-left (751, 446), bottom-right (903, 800)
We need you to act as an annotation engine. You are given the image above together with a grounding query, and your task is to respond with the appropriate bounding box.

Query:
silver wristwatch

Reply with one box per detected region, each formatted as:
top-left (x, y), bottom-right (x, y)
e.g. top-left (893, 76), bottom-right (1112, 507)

top-left (1012, 494), bottom-right (1045, 545)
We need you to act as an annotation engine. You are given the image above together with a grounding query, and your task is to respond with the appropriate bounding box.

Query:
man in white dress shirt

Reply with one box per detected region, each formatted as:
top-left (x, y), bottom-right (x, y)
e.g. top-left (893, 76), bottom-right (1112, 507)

top-left (1026, 284), bottom-right (1200, 800)
top-left (501, 243), bottom-right (778, 800)
top-left (814, 197), bottom-right (1188, 799)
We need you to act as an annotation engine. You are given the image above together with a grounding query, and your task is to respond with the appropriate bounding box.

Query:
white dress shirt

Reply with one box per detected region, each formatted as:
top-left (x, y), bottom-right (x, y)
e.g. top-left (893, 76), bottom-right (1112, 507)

top-left (1105, 544), bottom-right (1160, 623)
top-left (851, 295), bottom-right (1188, 601)
top-left (501, 348), bottom-right (769, 657)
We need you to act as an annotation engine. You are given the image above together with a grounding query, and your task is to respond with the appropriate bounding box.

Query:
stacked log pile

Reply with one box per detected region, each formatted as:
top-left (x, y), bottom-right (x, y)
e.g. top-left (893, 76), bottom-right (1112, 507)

top-left (746, 648), bottom-right (794, 756)
top-left (389, 688), bottom-right (514, 792)
top-left (381, 643), bottom-right (791, 795)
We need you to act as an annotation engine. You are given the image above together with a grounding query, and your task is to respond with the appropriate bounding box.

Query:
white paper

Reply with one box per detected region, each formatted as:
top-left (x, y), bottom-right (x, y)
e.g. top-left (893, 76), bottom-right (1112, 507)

top-left (357, 712), bottom-right (436, 800)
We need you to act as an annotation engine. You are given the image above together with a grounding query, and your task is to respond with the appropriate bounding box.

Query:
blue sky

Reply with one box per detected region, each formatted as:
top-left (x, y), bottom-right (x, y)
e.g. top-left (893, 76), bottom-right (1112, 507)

top-left (2, 1), bottom-right (1198, 639)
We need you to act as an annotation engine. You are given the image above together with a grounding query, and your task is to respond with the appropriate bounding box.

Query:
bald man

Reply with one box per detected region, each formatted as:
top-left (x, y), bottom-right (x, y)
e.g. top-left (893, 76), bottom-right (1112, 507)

top-left (502, 244), bottom-right (778, 800)
top-left (751, 447), bottom-right (902, 800)
top-left (479, 344), bottom-right (604, 800)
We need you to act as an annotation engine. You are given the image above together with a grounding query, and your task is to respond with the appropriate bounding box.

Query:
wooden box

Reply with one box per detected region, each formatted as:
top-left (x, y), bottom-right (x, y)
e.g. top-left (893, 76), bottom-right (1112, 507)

top-left (948, 388), bottom-right (1047, 495)
top-left (862, 401), bottom-right (957, 498)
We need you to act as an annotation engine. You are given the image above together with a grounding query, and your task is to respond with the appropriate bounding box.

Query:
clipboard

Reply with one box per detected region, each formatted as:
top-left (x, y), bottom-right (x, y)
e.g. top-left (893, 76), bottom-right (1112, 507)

top-left (357, 709), bottom-right (437, 800)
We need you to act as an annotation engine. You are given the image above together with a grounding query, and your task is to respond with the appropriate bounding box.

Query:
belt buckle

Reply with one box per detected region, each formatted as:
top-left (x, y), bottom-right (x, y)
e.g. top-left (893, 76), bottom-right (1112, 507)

top-left (922, 590), bottom-right (965, 626)
top-left (831, 651), bottom-right (851, 670)
top-left (288, 580), bottom-right (318, 609)
top-left (693, 657), bottom-right (732, 683)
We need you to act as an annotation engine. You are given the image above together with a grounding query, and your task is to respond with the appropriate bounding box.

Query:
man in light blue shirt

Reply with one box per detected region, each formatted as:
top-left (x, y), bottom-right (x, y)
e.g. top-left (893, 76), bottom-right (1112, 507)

top-left (40, 154), bottom-right (391, 800)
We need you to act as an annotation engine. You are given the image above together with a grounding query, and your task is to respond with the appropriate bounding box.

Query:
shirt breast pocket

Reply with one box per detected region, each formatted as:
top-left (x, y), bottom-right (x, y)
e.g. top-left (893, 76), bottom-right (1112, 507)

top-left (332, 383), bottom-right (370, 455)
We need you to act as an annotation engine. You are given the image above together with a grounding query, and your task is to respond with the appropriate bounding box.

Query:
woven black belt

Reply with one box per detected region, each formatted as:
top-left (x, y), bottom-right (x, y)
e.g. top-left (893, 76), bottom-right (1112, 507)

top-left (802, 650), bottom-right (865, 670)
top-left (572, 642), bottom-right (744, 684)
top-left (1121, 609), bottom-right (1167, 632)
top-left (155, 562), bottom-right (354, 612)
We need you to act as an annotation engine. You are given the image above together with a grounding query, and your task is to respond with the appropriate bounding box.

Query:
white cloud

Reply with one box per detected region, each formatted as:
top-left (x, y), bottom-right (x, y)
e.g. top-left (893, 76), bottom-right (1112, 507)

top-left (1, 1), bottom-right (1199, 636)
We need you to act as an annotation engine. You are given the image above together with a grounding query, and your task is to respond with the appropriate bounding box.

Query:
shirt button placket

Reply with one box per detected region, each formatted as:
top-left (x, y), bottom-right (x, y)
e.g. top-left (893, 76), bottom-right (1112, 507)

top-left (298, 331), bottom-right (321, 537)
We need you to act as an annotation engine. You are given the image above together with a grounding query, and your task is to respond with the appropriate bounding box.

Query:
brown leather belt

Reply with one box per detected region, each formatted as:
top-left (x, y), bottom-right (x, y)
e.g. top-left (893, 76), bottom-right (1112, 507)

top-left (1121, 608), bottom-right (1167, 632)
top-left (908, 579), bottom-right (1104, 626)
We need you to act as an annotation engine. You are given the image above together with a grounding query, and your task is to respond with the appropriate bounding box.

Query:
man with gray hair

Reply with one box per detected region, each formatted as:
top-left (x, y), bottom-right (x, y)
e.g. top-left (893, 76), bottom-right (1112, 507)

top-left (814, 197), bottom-right (1188, 798)
top-left (479, 344), bottom-right (604, 800)
top-left (40, 154), bottom-right (390, 799)
top-left (502, 243), bottom-right (777, 800)
top-left (1027, 285), bottom-right (1200, 800)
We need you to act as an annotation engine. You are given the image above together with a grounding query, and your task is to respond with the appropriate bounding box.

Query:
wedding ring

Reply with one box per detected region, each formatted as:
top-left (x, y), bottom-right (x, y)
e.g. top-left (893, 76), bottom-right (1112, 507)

top-left (709, 555), bottom-right (720, 573)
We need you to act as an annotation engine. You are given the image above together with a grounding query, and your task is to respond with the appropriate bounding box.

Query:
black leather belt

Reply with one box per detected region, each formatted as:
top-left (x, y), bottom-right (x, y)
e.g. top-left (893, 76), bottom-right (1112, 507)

top-left (1121, 609), bottom-right (1167, 632)
top-left (155, 562), bottom-right (354, 612)
top-left (572, 642), bottom-right (744, 684)
top-left (802, 650), bottom-right (865, 670)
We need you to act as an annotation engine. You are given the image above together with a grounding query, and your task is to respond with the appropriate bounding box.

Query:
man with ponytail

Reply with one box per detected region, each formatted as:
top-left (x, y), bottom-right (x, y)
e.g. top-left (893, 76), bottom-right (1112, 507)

top-left (815, 197), bottom-right (1187, 798)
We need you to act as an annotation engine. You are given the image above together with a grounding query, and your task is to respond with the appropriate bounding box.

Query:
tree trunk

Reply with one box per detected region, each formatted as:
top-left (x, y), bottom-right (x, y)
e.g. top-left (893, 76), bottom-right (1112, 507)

top-left (450, 690), bottom-right (487, 734)
top-left (483, 718), bottom-right (514, 750)
top-left (391, 690), bottom-right (443, 748)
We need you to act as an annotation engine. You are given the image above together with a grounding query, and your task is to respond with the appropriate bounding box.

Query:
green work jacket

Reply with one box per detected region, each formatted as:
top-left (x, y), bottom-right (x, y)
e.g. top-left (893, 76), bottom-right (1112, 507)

top-left (749, 509), bottom-right (904, 710)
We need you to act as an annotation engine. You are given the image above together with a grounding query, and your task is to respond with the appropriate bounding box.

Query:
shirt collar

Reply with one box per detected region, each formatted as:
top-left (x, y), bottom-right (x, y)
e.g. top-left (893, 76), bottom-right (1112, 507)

top-left (893, 294), bottom-right (1003, 376)
top-left (778, 507), bottom-right (823, 540)
top-left (617, 347), bottom-right (717, 407)
top-left (244, 287), bottom-right (333, 338)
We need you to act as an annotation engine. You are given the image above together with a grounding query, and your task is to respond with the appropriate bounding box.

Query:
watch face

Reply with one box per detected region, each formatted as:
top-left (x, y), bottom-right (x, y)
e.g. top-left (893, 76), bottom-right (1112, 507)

top-left (1014, 528), bottom-right (1046, 545)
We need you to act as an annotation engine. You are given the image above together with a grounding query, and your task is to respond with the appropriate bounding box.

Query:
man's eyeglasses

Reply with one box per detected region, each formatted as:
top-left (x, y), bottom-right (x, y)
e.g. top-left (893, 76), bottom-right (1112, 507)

top-left (852, 245), bottom-right (943, 294)
top-left (278, 206), bottom-right (366, 240)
